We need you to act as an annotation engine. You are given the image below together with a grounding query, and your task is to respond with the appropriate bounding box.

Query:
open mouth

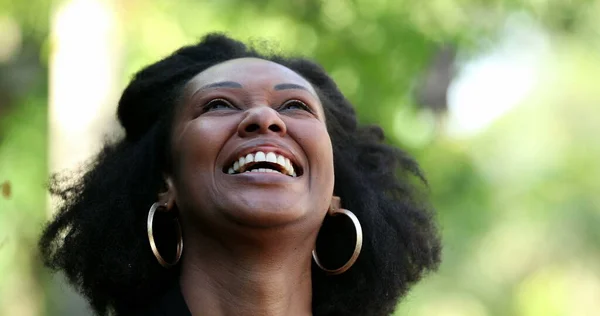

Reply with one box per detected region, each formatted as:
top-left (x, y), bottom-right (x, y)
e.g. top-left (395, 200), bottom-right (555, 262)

top-left (224, 151), bottom-right (301, 177)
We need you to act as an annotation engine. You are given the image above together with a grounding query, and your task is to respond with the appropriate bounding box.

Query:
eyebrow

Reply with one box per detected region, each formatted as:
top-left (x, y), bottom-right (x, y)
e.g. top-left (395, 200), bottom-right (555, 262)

top-left (273, 83), bottom-right (310, 92)
top-left (195, 81), bottom-right (316, 97)
top-left (199, 81), bottom-right (243, 90)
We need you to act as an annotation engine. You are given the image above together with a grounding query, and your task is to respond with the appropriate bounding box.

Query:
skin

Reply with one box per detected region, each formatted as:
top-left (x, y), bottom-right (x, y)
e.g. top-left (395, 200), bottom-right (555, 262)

top-left (160, 58), bottom-right (335, 316)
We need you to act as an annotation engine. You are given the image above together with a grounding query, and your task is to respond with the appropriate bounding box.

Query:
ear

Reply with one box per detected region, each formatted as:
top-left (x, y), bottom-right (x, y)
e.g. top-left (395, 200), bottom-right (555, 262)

top-left (157, 176), bottom-right (176, 211)
top-left (329, 196), bottom-right (341, 213)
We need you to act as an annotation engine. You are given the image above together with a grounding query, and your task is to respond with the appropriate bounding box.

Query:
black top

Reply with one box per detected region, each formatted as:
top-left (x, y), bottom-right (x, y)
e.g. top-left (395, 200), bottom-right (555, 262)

top-left (132, 282), bottom-right (191, 316)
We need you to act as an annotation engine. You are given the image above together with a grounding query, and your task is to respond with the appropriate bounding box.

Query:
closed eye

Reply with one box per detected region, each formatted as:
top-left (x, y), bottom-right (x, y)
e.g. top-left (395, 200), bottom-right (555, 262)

top-left (203, 98), bottom-right (236, 112)
top-left (279, 100), bottom-right (313, 113)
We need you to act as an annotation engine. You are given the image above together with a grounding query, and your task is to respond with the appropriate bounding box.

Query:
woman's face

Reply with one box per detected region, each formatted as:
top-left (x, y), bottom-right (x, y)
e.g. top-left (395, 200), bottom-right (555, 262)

top-left (167, 58), bottom-right (334, 236)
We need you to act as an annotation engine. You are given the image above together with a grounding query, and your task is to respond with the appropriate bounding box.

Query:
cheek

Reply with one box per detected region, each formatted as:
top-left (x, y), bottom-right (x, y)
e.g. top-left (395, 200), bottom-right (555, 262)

top-left (171, 117), bottom-right (235, 177)
top-left (320, 135), bottom-right (335, 185)
top-left (170, 117), bottom-right (238, 215)
top-left (308, 124), bottom-right (335, 212)
top-left (300, 122), bottom-right (334, 184)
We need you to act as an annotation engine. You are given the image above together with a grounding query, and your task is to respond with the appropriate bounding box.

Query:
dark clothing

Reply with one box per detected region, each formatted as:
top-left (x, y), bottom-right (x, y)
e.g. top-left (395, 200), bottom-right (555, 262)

top-left (133, 282), bottom-right (191, 316)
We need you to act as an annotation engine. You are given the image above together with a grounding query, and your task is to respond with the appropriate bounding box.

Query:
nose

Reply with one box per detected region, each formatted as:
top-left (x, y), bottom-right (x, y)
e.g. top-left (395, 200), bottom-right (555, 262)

top-left (237, 106), bottom-right (287, 137)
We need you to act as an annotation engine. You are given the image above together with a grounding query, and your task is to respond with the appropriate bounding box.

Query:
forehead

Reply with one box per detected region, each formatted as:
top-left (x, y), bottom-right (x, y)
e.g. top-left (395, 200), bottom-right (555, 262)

top-left (184, 58), bottom-right (317, 95)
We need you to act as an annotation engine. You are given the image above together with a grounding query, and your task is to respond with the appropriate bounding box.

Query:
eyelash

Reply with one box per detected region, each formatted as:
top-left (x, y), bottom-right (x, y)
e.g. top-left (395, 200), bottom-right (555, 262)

top-left (279, 100), bottom-right (313, 113)
top-left (202, 98), bottom-right (313, 114)
top-left (203, 98), bottom-right (235, 112)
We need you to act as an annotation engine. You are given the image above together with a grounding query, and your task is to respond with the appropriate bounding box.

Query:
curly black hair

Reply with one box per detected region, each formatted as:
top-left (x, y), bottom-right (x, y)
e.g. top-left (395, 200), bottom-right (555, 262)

top-left (39, 33), bottom-right (441, 316)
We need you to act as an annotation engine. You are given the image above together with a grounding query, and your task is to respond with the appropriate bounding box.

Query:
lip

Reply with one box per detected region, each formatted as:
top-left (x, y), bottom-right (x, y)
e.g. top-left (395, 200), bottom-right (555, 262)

top-left (232, 171), bottom-right (298, 184)
top-left (222, 140), bottom-right (304, 176)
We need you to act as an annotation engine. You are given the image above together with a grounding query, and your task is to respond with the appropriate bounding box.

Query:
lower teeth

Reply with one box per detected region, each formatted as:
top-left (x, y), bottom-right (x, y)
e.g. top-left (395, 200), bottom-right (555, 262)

top-left (245, 168), bottom-right (282, 174)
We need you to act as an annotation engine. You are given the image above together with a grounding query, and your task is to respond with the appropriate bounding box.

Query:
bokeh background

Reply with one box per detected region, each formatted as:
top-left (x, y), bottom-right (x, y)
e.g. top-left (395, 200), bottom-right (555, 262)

top-left (1, 0), bottom-right (599, 315)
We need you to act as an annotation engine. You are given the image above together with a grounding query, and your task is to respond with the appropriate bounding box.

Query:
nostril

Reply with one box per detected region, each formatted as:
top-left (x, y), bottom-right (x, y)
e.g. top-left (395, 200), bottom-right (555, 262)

top-left (268, 124), bottom-right (282, 133)
top-left (245, 124), bottom-right (260, 133)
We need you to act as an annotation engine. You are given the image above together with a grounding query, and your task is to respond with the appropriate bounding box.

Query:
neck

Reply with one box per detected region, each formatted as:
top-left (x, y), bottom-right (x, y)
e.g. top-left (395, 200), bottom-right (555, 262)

top-left (179, 227), bottom-right (314, 316)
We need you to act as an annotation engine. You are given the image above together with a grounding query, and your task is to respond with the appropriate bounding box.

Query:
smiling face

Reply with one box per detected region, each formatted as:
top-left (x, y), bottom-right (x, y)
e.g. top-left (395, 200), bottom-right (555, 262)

top-left (166, 58), bottom-right (334, 240)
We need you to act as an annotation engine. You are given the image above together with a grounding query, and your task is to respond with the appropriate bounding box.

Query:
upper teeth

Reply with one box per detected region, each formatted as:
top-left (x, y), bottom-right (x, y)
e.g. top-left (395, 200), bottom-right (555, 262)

top-left (227, 151), bottom-right (297, 177)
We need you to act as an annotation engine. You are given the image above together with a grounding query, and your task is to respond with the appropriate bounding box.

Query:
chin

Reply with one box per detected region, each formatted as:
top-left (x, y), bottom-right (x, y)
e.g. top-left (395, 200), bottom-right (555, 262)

top-left (222, 198), bottom-right (313, 228)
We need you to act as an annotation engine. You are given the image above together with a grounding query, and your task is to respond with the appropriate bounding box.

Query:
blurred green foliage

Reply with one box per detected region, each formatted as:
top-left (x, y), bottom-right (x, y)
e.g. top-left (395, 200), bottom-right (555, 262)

top-left (1, 0), bottom-right (599, 315)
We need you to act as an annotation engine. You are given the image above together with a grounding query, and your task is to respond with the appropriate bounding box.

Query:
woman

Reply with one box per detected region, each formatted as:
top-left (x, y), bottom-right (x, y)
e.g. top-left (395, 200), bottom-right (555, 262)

top-left (40, 34), bottom-right (441, 316)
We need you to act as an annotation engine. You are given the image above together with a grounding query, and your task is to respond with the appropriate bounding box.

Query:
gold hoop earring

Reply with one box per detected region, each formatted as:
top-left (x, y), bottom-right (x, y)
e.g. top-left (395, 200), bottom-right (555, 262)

top-left (147, 202), bottom-right (183, 268)
top-left (312, 205), bottom-right (363, 275)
